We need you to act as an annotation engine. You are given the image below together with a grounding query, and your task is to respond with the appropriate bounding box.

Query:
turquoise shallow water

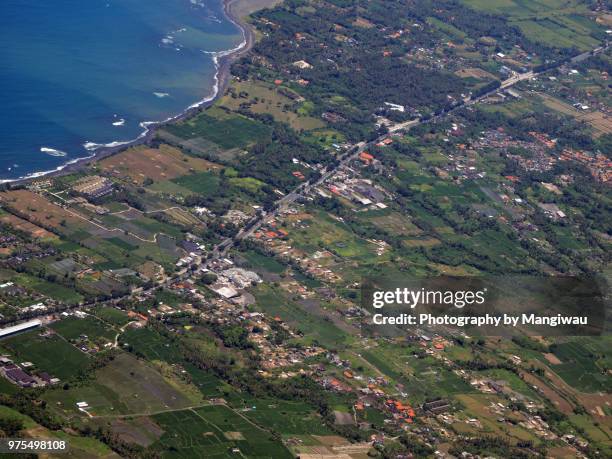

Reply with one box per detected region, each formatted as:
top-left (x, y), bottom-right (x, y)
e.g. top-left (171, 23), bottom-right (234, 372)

top-left (0, 0), bottom-right (241, 182)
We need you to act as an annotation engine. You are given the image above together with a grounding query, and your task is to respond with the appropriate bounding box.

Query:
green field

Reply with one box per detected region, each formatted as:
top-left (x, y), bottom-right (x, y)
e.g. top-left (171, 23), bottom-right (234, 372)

top-left (461, 0), bottom-right (602, 50)
top-left (172, 171), bottom-right (220, 195)
top-left (165, 108), bottom-right (271, 150)
top-left (0, 405), bottom-right (116, 457)
top-left (122, 327), bottom-right (185, 363)
top-left (13, 273), bottom-right (84, 305)
top-left (239, 250), bottom-right (286, 274)
top-left (51, 316), bottom-right (116, 342)
top-left (254, 285), bottom-right (350, 348)
top-left (288, 211), bottom-right (377, 261)
top-left (546, 340), bottom-right (611, 392)
top-left (44, 353), bottom-right (196, 417)
top-left (3, 331), bottom-right (90, 380)
top-left (240, 399), bottom-right (332, 436)
top-left (93, 306), bottom-right (131, 326)
top-left (150, 405), bottom-right (292, 458)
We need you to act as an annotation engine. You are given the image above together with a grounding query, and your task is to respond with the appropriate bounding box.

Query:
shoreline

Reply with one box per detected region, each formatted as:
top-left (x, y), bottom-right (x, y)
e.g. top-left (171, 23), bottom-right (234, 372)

top-left (1, 0), bottom-right (257, 187)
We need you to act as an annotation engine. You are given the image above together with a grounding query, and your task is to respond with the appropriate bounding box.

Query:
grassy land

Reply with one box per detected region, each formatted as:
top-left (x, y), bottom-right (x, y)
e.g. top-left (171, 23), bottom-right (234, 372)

top-left (3, 331), bottom-right (90, 380)
top-left (51, 316), bottom-right (116, 343)
top-left (239, 250), bottom-right (286, 274)
top-left (219, 80), bottom-right (324, 131)
top-left (44, 353), bottom-right (197, 418)
top-left (253, 284), bottom-right (351, 348)
top-left (13, 273), bottom-right (84, 305)
top-left (122, 328), bottom-right (185, 363)
top-left (544, 340), bottom-right (611, 393)
top-left (93, 307), bottom-right (131, 326)
top-left (172, 171), bottom-right (221, 195)
top-left (237, 398), bottom-right (333, 436)
top-left (150, 404), bottom-right (293, 458)
top-left (165, 107), bottom-right (271, 150)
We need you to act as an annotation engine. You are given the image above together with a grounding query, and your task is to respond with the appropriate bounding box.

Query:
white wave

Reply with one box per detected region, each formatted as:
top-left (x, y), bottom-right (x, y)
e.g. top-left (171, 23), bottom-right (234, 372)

top-left (0, 152), bottom-right (96, 184)
top-left (153, 92), bottom-right (170, 98)
top-left (83, 138), bottom-right (135, 151)
top-left (40, 147), bottom-right (68, 157)
top-left (112, 118), bottom-right (125, 126)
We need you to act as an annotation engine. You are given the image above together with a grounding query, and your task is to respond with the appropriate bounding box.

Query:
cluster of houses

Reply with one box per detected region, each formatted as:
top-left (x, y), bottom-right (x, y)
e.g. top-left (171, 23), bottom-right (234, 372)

top-left (72, 175), bottom-right (114, 199)
top-left (0, 355), bottom-right (60, 388)
top-left (322, 173), bottom-right (390, 209)
top-left (559, 148), bottom-right (612, 184)
top-left (252, 216), bottom-right (342, 283)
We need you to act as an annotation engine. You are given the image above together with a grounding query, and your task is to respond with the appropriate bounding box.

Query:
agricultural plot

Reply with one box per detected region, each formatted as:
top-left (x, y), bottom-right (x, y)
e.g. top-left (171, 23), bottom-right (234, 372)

top-left (512, 17), bottom-right (599, 50)
top-left (237, 250), bottom-right (286, 275)
top-left (537, 93), bottom-right (612, 137)
top-left (241, 399), bottom-right (333, 436)
top-left (171, 171), bottom-right (221, 195)
top-left (93, 306), bottom-right (131, 326)
top-left (461, 0), bottom-right (603, 50)
top-left (149, 405), bottom-right (292, 458)
top-left (254, 285), bottom-right (350, 348)
top-left (45, 353), bottom-right (197, 417)
top-left (0, 190), bottom-right (92, 237)
top-left (569, 414), bottom-right (612, 449)
top-left (0, 213), bottom-right (56, 240)
top-left (122, 327), bottom-right (185, 363)
top-left (99, 144), bottom-right (219, 185)
top-left (301, 128), bottom-right (346, 149)
top-left (12, 273), bottom-right (84, 304)
top-left (219, 80), bottom-right (324, 131)
top-left (51, 316), bottom-right (116, 343)
top-left (480, 98), bottom-right (540, 118)
top-left (184, 364), bottom-right (229, 399)
top-left (455, 68), bottom-right (497, 81)
top-left (455, 394), bottom-right (540, 443)
top-left (147, 179), bottom-right (194, 197)
top-left (164, 107), bottom-right (271, 151)
top-left (0, 405), bottom-right (118, 458)
top-left (0, 190), bottom-right (177, 274)
top-left (288, 211), bottom-right (378, 261)
top-left (546, 341), bottom-right (611, 392)
top-left (365, 209), bottom-right (422, 237)
top-left (109, 416), bottom-right (165, 447)
top-left (479, 368), bottom-right (542, 400)
top-left (363, 345), bottom-right (475, 402)
top-left (196, 405), bottom-right (293, 458)
top-left (3, 330), bottom-right (90, 380)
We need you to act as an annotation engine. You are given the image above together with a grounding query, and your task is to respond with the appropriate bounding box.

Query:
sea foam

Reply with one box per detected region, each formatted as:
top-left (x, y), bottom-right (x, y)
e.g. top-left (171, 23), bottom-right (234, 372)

top-left (40, 147), bottom-right (68, 157)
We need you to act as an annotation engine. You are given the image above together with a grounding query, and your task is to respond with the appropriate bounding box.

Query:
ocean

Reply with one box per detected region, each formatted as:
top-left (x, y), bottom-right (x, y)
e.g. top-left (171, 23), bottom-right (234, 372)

top-left (0, 0), bottom-right (242, 182)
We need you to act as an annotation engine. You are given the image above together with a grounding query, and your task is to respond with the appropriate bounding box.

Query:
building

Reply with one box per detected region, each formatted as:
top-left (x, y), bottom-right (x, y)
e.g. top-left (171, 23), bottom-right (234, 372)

top-left (423, 398), bottom-right (450, 414)
top-left (3, 364), bottom-right (36, 387)
top-left (0, 320), bottom-right (42, 339)
top-left (72, 175), bottom-right (114, 199)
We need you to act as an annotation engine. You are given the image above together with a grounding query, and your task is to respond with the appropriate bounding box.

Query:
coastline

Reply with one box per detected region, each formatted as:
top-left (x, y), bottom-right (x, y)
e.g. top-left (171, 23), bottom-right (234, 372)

top-left (2, 0), bottom-right (259, 187)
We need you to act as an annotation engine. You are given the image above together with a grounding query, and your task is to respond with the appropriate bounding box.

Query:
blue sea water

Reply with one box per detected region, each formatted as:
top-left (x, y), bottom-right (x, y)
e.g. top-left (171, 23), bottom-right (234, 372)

top-left (0, 0), bottom-right (242, 182)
